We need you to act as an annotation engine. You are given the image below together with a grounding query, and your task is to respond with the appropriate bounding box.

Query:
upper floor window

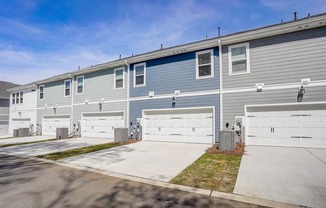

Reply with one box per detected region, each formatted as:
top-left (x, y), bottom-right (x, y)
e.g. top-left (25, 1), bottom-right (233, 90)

top-left (196, 49), bottom-right (214, 79)
top-left (76, 76), bottom-right (84, 94)
top-left (39, 85), bottom-right (44, 100)
top-left (64, 79), bottom-right (71, 97)
top-left (114, 68), bottom-right (124, 89)
top-left (12, 92), bottom-right (23, 104)
top-left (134, 63), bottom-right (146, 87)
top-left (228, 43), bottom-right (250, 75)
top-left (20, 92), bottom-right (23, 103)
top-left (12, 93), bottom-right (15, 104)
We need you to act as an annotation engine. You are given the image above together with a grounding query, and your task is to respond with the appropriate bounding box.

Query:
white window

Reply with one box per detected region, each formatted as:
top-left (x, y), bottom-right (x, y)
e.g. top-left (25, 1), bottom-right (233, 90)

top-left (134, 63), bottom-right (146, 87)
top-left (114, 68), bottom-right (124, 89)
top-left (196, 49), bottom-right (214, 79)
top-left (64, 79), bottom-right (71, 97)
top-left (228, 43), bottom-right (250, 75)
top-left (76, 76), bottom-right (84, 94)
top-left (16, 92), bottom-right (19, 104)
top-left (12, 93), bottom-right (15, 104)
top-left (39, 85), bottom-right (44, 100)
top-left (20, 92), bottom-right (23, 103)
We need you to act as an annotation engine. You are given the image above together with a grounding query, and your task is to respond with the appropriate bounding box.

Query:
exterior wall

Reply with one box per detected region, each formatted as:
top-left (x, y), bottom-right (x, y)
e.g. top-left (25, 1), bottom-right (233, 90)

top-left (222, 26), bottom-right (326, 89)
top-left (129, 48), bottom-right (219, 97)
top-left (0, 98), bottom-right (9, 135)
top-left (222, 85), bottom-right (326, 128)
top-left (9, 88), bottom-right (37, 134)
top-left (73, 66), bottom-right (128, 104)
top-left (130, 94), bottom-right (220, 142)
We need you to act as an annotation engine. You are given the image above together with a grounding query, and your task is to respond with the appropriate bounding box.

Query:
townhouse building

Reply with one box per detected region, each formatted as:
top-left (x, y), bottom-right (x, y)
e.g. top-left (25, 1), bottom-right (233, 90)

top-left (7, 12), bottom-right (326, 148)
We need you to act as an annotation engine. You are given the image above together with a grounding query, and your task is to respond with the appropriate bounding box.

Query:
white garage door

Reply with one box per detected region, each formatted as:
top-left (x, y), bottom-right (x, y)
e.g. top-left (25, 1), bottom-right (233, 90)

top-left (81, 112), bottom-right (124, 138)
top-left (246, 109), bottom-right (326, 148)
top-left (12, 118), bottom-right (31, 129)
top-left (43, 115), bottom-right (70, 136)
top-left (143, 108), bottom-right (214, 144)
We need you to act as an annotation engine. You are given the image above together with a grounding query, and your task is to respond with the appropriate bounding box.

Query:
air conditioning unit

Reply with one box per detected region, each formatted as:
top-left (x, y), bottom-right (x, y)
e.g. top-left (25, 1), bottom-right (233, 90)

top-left (219, 130), bottom-right (236, 150)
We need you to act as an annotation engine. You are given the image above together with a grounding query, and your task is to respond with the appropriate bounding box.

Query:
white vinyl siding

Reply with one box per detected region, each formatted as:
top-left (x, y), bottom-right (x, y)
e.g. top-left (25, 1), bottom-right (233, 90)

top-left (39, 85), bottom-right (44, 100)
top-left (114, 68), bottom-right (124, 89)
top-left (228, 43), bottom-right (250, 75)
top-left (76, 76), bottom-right (84, 94)
top-left (196, 49), bottom-right (214, 79)
top-left (134, 63), bottom-right (146, 87)
top-left (64, 79), bottom-right (71, 97)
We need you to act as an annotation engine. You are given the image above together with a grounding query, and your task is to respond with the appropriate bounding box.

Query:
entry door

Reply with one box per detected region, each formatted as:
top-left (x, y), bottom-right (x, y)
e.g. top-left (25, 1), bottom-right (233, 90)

top-left (143, 108), bottom-right (213, 144)
top-left (81, 112), bottom-right (124, 138)
top-left (43, 116), bottom-right (70, 136)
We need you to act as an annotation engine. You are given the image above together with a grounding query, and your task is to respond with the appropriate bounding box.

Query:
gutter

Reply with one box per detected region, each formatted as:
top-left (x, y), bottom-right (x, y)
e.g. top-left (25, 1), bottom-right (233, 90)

top-left (218, 40), bottom-right (223, 131)
top-left (125, 60), bottom-right (130, 130)
top-left (68, 73), bottom-right (74, 135)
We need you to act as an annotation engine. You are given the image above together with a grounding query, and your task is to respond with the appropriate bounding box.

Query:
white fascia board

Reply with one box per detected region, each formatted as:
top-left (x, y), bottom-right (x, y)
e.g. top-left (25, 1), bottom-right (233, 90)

top-left (246, 101), bottom-right (326, 108)
top-left (7, 83), bottom-right (36, 92)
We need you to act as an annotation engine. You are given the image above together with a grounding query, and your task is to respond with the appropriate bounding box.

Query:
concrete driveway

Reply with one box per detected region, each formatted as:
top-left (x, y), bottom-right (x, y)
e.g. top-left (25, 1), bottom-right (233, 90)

top-left (0, 137), bottom-right (112, 156)
top-left (61, 141), bottom-right (210, 182)
top-left (0, 135), bottom-right (54, 145)
top-left (234, 146), bottom-right (326, 208)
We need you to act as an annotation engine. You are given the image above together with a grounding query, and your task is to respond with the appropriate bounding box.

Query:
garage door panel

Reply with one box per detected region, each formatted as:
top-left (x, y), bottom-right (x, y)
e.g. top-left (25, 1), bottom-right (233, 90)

top-left (143, 108), bottom-right (213, 144)
top-left (247, 108), bottom-right (326, 148)
top-left (43, 116), bottom-right (70, 136)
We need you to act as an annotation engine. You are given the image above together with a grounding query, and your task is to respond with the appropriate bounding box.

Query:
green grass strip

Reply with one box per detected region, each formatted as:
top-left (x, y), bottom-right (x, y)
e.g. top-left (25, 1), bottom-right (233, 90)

top-left (38, 142), bottom-right (120, 160)
top-left (0, 139), bottom-right (57, 148)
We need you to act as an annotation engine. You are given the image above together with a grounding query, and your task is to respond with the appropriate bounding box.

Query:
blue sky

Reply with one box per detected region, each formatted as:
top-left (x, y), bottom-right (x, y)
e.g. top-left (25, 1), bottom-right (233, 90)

top-left (0, 0), bottom-right (325, 84)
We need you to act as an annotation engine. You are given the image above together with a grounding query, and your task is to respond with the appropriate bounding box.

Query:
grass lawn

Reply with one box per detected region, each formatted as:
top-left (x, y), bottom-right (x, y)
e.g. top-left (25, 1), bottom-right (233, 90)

top-left (0, 139), bottom-right (57, 148)
top-left (38, 142), bottom-right (121, 160)
top-left (170, 144), bottom-right (244, 193)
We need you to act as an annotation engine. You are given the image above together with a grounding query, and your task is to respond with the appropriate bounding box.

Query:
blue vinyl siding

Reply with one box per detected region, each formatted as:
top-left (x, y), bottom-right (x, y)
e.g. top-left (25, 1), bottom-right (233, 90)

top-left (130, 48), bottom-right (220, 97)
top-left (130, 94), bottom-right (220, 142)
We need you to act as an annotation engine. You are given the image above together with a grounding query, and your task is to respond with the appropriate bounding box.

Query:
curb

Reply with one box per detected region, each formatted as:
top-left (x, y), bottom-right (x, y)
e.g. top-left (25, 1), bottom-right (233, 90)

top-left (3, 152), bottom-right (301, 208)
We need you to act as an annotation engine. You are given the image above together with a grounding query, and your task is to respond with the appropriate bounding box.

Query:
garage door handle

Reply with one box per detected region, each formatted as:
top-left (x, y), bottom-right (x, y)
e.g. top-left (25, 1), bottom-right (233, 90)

top-left (247, 135), bottom-right (255, 137)
top-left (291, 136), bottom-right (301, 138)
top-left (170, 134), bottom-right (182, 136)
top-left (301, 136), bottom-right (312, 138)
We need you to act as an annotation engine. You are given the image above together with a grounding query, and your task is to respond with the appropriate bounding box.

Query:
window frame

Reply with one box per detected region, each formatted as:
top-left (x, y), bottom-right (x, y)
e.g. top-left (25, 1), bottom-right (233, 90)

top-left (64, 79), bottom-right (71, 97)
top-left (76, 75), bottom-right (84, 94)
top-left (20, 92), bottom-right (23, 104)
top-left (114, 68), bottom-right (124, 89)
top-left (133, 63), bottom-right (146, 87)
top-left (16, 92), bottom-right (19, 104)
top-left (196, 49), bottom-right (214, 79)
top-left (39, 85), bottom-right (44, 100)
top-left (12, 93), bottom-right (15, 104)
top-left (228, 42), bottom-right (250, 76)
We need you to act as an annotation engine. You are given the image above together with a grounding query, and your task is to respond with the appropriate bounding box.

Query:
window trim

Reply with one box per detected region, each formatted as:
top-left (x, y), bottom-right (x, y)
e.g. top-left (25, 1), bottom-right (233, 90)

top-left (76, 75), bottom-right (84, 94)
top-left (114, 68), bottom-right (124, 90)
top-left (12, 93), bottom-right (15, 104)
top-left (39, 85), bottom-right (44, 100)
top-left (228, 42), bottom-right (250, 76)
top-left (20, 92), bottom-right (23, 104)
top-left (133, 62), bottom-right (146, 87)
top-left (196, 49), bottom-right (214, 79)
top-left (64, 79), bottom-right (71, 97)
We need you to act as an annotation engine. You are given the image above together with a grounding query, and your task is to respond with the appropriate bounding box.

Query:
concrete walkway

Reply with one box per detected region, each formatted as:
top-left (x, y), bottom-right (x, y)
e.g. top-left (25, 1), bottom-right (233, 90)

top-left (61, 141), bottom-right (210, 182)
top-left (0, 135), bottom-right (54, 145)
top-left (234, 146), bottom-right (326, 208)
top-left (1, 137), bottom-right (112, 156)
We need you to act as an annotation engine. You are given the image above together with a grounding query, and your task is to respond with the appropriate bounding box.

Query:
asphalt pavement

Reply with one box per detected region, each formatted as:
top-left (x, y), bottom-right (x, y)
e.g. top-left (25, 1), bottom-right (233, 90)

top-left (0, 154), bottom-right (263, 208)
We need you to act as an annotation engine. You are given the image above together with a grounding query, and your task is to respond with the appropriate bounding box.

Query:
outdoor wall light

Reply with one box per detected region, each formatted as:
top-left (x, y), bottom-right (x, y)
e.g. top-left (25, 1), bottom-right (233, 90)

top-left (172, 95), bottom-right (176, 108)
top-left (297, 85), bottom-right (305, 102)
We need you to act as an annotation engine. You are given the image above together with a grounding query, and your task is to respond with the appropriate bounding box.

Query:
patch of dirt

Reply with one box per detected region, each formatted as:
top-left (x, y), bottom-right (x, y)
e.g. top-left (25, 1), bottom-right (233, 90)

top-left (120, 139), bottom-right (141, 145)
top-left (206, 144), bottom-right (245, 155)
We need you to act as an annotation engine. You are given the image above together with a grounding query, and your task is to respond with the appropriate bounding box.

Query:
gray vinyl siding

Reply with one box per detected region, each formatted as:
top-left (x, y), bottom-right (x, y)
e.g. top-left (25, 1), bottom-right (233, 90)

top-left (130, 48), bottom-right (219, 97)
top-left (0, 106), bottom-right (9, 114)
top-left (222, 85), bottom-right (326, 128)
top-left (222, 26), bottom-right (326, 89)
top-left (130, 94), bottom-right (220, 142)
top-left (73, 66), bottom-right (128, 104)
top-left (0, 99), bottom-right (9, 107)
top-left (37, 80), bottom-right (72, 108)
top-left (73, 101), bottom-right (127, 127)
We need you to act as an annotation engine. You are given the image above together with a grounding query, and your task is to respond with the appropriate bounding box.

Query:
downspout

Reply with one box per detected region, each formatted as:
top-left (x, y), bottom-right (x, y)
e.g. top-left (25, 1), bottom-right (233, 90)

top-left (218, 40), bottom-right (223, 131)
top-left (68, 73), bottom-right (74, 135)
top-left (124, 60), bottom-right (130, 131)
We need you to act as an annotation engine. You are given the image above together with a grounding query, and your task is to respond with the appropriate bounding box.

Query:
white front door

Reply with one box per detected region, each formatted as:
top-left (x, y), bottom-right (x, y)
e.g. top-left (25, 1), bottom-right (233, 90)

top-left (42, 115), bottom-right (70, 136)
top-left (143, 108), bottom-right (214, 144)
top-left (247, 110), bottom-right (326, 148)
top-left (81, 112), bottom-right (124, 138)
